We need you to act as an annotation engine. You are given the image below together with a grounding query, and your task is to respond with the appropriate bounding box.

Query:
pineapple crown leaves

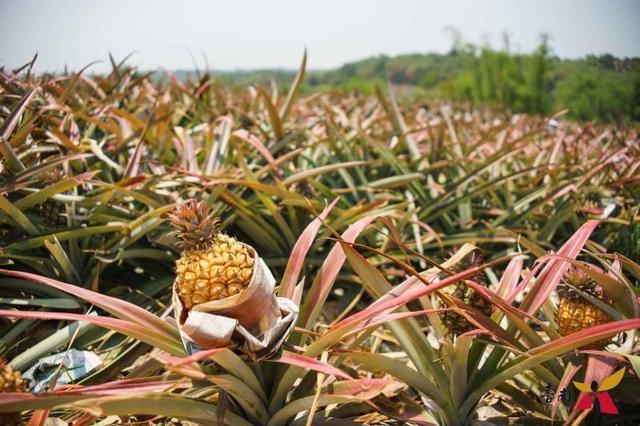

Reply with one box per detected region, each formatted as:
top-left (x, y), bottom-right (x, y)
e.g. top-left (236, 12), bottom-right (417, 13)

top-left (558, 265), bottom-right (607, 300)
top-left (41, 168), bottom-right (66, 186)
top-left (449, 248), bottom-right (484, 273)
top-left (166, 200), bottom-right (222, 251)
top-left (437, 248), bottom-right (488, 296)
top-left (439, 248), bottom-right (486, 283)
top-left (563, 266), bottom-right (593, 287)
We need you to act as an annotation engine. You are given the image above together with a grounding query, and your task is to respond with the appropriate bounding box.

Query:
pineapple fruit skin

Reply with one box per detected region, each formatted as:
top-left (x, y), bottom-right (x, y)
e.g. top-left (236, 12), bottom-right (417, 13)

top-left (0, 362), bottom-right (27, 426)
top-left (37, 200), bottom-right (67, 228)
top-left (438, 280), bottom-right (493, 336)
top-left (436, 250), bottom-right (493, 337)
top-left (556, 297), bottom-right (611, 336)
top-left (175, 235), bottom-right (255, 310)
top-left (37, 168), bottom-right (67, 228)
top-left (556, 267), bottom-right (612, 350)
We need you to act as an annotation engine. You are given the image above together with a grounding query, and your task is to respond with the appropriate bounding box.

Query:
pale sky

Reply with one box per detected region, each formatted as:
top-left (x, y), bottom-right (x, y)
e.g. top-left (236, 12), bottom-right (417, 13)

top-left (1, 0), bottom-right (639, 73)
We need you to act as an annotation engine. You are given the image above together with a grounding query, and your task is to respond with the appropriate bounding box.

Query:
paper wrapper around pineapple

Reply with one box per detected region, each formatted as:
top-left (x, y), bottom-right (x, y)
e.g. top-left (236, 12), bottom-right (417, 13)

top-left (172, 251), bottom-right (299, 361)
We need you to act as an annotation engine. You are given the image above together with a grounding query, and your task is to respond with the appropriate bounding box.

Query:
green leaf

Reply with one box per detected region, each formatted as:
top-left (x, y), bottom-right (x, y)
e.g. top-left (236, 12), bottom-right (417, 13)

top-left (44, 237), bottom-right (81, 284)
top-left (0, 193), bottom-right (38, 235)
top-left (0, 87), bottom-right (39, 173)
top-left (68, 394), bottom-right (252, 426)
top-left (258, 86), bottom-right (284, 140)
top-left (4, 225), bottom-right (126, 250)
top-left (0, 297), bottom-right (79, 309)
top-left (279, 49), bottom-right (307, 122)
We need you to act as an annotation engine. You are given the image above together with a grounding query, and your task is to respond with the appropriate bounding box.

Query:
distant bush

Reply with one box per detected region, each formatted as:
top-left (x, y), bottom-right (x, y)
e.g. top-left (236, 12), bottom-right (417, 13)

top-left (436, 36), bottom-right (640, 124)
top-left (555, 66), bottom-right (640, 123)
top-left (209, 37), bottom-right (639, 125)
top-left (300, 36), bottom-right (640, 125)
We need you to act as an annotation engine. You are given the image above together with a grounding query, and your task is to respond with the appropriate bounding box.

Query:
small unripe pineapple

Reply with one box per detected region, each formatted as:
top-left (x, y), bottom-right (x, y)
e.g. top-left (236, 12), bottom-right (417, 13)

top-left (168, 200), bottom-right (254, 310)
top-left (556, 266), bottom-right (612, 349)
top-left (37, 168), bottom-right (67, 228)
top-left (436, 250), bottom-right (493, 337)
top-left (0, 359), bottom-right (27, 426)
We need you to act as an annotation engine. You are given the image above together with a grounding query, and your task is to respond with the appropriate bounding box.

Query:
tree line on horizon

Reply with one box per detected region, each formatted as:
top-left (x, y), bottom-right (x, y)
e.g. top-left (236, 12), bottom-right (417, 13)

top-left (306, 36), bottom-right (640, 125)
top-left (175, 36), bottom-right (640, 125)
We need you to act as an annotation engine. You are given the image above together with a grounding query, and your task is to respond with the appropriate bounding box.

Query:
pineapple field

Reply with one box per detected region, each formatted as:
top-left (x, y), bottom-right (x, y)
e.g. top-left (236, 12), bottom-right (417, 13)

top-left (0, 55), bottom-right (639, 426)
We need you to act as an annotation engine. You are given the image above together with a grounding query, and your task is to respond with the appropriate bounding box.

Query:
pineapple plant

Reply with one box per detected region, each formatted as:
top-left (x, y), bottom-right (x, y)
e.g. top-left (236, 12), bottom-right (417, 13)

top-left (435, 249), bottom-right (494, 336)
top-left (290, 179), bottom-right (317, 199)
top-left (0, 359), bottom-right (27, 426)
top-left (556, 266), bottom-right (612, 349)
top-left (37, 168), bottom-right (67, 228)
top-left (167, 200), bottom-right (255, 310)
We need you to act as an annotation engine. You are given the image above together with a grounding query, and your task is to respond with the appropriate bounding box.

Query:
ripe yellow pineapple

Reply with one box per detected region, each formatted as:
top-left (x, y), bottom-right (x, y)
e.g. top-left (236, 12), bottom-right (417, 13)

top-left (0, 359), bottom-right (27, 426)
top-left (556, 266), bottom-right (612, 349)
top-left (436, 250), bottom-right (493, 336)
top-left (167, 200), bottom-right (255, 310)
top-left (37, 168), bottom-right (67, 228)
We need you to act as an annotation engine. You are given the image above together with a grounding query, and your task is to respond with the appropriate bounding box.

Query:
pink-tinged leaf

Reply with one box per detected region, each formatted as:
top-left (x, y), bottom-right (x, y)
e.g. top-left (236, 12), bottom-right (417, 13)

top-left (346, 305), bottom-right (523, 351)
top-left (368, 275), bottom-right (423, 310)
top-left (152, 353), bottom-right (205, 380)
top-left (0, 379), bottom-right (184, 412)
top-left (0, 269), bottom-right (180, 341)
top-left (498, 256), bottom-right (524, 301)
top-left (0, 87), bottom-right (39, 140)
top-left (435, 293), bottom-right (523, 349)
top-left (364, 244), bottom-right (482, 312)
top-left (0, 87), bottom-right (38, 173)
top-left (335, 262), bottom-right (491, 330)
top-left (279, 198), bottom-right (339, 299)
top-left (269, 351), bottom-right (353, 381)
top-left (56, 378), bottom-right (185, 395)
top-left (610, 259), bottom-right (622, 275)
top-left (401, 215), bottom-right (444, 249)
top-left (0, 310), bottom-right (183, 356)
top-left (233, 129), bottom-right (276, 165)
top-left (329, 378), bottom-right (403, 399)
top-left (27, 409), bottom-right (48, 426)
top-left (345, 304), bottom-right (500, 344)
top-left (299, 215), bottom-right (377, 328)
top-left (67, 413), bottom-right (95, 426)
top-left (155, 347), bottom-right (224, 367)
top-left (520, 220), bottom-right (600, 315)
top-left (337, 250), bottom-right (540, 351)
top-left (551, 363), bottom-right (581, 419)
top-left (584, 354), bottom-right (616, 391)
top-left (577, 350), bottom-right (626, 361)
top-left (194, 79), bottom-right (213, 98)
top-left (356, 308), bottom-right (443, 330)
top-left (164, 69), bottom-right (188, 92)
top-left (116, 175), bottom-right (147, 188)
top-left (529, 319), bottom-right (640, 356)
top-left (506, 261), bottom-right (545, 304)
